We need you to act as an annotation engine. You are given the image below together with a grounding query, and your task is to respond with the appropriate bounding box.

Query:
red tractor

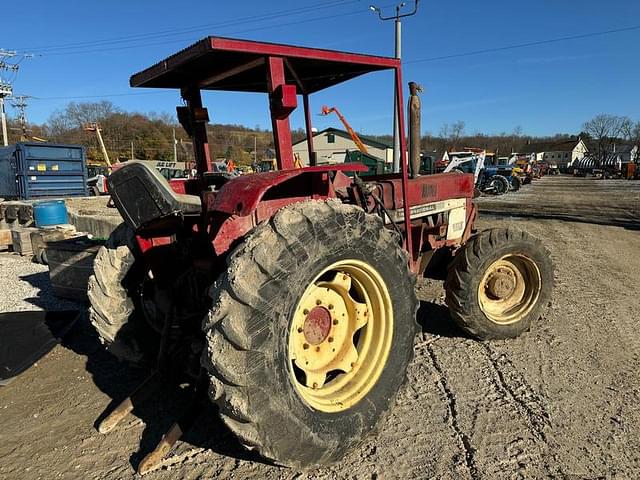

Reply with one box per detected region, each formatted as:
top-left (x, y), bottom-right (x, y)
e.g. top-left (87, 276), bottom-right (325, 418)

top-left (89, 37), bottom-right (553, 473)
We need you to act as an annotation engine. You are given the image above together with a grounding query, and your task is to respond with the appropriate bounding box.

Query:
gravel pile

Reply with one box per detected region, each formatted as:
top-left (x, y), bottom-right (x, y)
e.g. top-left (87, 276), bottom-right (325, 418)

top-left (0, 252), bottom-right (82, 312)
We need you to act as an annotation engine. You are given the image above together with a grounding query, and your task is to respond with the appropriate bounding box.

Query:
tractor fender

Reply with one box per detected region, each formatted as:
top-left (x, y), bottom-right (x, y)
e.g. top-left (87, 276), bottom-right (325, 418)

top-left (211, 163), bottom-right (367, 217)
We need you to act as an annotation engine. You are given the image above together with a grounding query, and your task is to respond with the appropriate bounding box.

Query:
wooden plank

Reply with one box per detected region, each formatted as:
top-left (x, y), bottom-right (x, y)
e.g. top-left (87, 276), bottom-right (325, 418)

top-left (0, 229), bottom-right (12, 247)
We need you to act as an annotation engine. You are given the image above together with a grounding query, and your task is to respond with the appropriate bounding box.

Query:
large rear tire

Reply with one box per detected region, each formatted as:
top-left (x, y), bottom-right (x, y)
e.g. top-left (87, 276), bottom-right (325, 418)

top-left (201, 200), bottom-right (418, 468)
top-left (88, 223), bottom-right (157, 364)
top-left (445, 228), bottom-right (553, 340)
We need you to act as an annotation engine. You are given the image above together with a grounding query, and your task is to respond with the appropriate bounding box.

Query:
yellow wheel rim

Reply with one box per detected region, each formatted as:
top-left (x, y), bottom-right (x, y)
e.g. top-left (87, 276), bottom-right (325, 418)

top-left (478, 254), bottom-right (541, 325)
top-left (288, 259), bottom-right (393, 413)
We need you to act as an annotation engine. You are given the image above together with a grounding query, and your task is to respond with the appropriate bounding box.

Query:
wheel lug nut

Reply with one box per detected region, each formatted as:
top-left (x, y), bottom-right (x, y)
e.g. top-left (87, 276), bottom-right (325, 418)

top-left (328, 304), bottom-right (334, 310)
top-left (303, 343), bottom-right (309, 350)
top-left (333, 319), bottom-right (338, 325)
top-left (316, 299), bottom-right (322, 305)
top-left (312, 383), bottom-right (318, 389)
top-left (328, 337), bottom-right (334, 343)
top-left (315, 346), bottom-right (320, 352)
top-left (297, 327), bottom-right (303, 333)
top-left (303, 309), bottom-right (309, 315)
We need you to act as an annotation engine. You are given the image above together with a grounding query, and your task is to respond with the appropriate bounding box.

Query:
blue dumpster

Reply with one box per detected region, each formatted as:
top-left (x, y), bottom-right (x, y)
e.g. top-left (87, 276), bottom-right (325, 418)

top-left (0, 143), bottom-right (88, 199)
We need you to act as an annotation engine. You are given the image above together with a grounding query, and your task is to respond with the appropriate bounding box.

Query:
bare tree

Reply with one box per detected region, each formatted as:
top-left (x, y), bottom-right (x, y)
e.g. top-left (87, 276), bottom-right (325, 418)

top-left (49, 101), bottom-right (120, 130)
top-left (450, 121), bottom-right (465, 141)
top-left (621, 118), bottom-right (640, 162)
top-left (439, 123), bottom-right (450, 139)
top-left (582, 114), bottom-right (626, 167)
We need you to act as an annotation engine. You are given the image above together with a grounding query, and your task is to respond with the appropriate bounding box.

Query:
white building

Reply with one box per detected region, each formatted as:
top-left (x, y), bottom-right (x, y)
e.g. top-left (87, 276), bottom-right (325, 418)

top-left (520, 138), bottom-right (588, 169)
top-left (292, 128), bottom-right (392, 166)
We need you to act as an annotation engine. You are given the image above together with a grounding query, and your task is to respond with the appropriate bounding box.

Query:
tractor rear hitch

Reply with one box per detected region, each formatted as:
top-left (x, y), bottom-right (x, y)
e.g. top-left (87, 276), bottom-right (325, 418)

top-left (138, 378), bottom-right (206, 475)
top-left (97, 370), bottom-right (206, 475)
top-left (97, 370), bottom-right (161, 434)
top-left (97, 300), bottom-right (206, 475)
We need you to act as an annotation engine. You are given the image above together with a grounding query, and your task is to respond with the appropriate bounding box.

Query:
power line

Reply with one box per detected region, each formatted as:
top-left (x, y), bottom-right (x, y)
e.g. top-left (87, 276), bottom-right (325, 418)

top-left (33, 91), bottom-right (171, 101)
top-left (405, 24), bottom-right (640, 64)
top-left (17, 0), bottom-right (360, 54)
top-left (23, 22), bottom-right (640, 103)
top-left (38, 6), bottom-right (385, 57)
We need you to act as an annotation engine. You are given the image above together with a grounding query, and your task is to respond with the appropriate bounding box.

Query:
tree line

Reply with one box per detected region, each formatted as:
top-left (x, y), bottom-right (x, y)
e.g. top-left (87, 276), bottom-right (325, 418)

top-left (4, 101), bottom-right (639, 166)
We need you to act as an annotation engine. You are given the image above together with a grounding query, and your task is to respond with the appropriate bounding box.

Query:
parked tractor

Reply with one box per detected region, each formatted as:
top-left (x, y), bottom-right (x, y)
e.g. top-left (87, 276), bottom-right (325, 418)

top-left (444, 151), bottom-right (515, 195)
top-left (88, 37), bottom-right (553, 474)
top-left (484, 165), bottom-right (523, 192)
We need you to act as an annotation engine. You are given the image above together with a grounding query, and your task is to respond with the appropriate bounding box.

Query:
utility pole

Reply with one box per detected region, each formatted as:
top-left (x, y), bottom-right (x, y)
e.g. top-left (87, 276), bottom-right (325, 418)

top-left (10, 95), bottom-right (31, 141)
top-left (0, 94), bottom-right (8, 147)
top-left (172, 128), bottom-right (177, 162)
top-left (0, 49), bottom-right (18, 147)
top-left (369, 1), bottom-right (420, 173)
top-left (254, 135), bottom-right (257, 164)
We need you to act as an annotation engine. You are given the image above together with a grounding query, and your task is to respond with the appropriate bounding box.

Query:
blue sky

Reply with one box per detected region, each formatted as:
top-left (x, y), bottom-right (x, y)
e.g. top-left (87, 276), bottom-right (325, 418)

top-left (2, 0), bottom-right (639, 136)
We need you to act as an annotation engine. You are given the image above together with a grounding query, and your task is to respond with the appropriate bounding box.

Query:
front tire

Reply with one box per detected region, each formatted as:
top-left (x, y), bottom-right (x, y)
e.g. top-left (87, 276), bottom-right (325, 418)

top-left (201, 200), bottom-right (418, 468)
top-left (491, 175), bottom-right (510, 195)
top-left (88, 223), bottom-right (157, 364)
top-left (445, 228), bottom-right (553, 340)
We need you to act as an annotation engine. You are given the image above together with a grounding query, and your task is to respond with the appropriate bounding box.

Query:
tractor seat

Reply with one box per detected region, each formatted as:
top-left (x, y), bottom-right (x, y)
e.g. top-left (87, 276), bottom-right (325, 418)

top-left (108, 161), bottom-right (202, 233)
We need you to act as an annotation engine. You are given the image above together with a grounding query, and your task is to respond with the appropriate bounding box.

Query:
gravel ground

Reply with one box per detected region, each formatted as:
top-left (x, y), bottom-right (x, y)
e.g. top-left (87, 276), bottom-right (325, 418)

top-left (0, 175), bottom-right (639, 480)
top-left (0, 253), bottom-right (81, 312)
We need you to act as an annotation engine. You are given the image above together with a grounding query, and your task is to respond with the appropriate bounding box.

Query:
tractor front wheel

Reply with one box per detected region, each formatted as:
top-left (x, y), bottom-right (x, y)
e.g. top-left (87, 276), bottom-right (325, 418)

top-left (488, 175), bottom-right (510, 195)
top-left (201, 200), bottom-right (418, 468)
top-left (88, 223), bottom-right (158, 364)
top-left (445, 228), bottom-right (553, 339)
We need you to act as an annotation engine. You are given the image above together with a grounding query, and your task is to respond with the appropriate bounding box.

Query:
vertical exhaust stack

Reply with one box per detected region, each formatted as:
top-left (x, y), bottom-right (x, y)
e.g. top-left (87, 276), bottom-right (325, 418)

top-left (408, 82), bottom-right (423, 178)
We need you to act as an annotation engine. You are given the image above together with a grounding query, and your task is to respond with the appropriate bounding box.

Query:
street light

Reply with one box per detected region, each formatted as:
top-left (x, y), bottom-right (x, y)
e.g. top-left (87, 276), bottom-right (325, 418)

top-left (369, 0), bottom-right (420, 173)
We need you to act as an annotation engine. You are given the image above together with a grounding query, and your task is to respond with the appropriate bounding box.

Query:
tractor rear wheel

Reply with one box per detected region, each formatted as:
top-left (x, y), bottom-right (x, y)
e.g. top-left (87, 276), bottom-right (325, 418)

top-left (201, 200), bottom-right (418, 468)
top-left (88, 223), bottom-right (158, 364)
top-left (445, 228), bottom-right (553, 340)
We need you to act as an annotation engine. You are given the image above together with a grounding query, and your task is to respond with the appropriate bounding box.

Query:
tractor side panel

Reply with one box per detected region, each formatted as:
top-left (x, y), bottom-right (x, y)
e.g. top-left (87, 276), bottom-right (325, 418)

top-left (366, 172), bottom-right (474, 211)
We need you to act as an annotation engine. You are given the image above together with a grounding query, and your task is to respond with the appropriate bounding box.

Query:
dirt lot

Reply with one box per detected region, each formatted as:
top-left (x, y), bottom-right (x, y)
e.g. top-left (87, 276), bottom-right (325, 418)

top-left (1, 175), bottom-right (639, 479)
top-left (476, 175), bottom-right (640, 228)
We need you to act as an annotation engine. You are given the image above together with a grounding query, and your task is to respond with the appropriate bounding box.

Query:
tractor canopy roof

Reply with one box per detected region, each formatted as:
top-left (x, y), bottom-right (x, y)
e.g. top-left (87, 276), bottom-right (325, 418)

top-left (130, 36), bottom-right (399, 94)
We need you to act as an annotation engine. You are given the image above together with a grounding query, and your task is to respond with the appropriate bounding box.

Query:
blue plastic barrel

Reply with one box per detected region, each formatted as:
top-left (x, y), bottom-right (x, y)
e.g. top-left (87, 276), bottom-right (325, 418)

top-left (34, 200), bottom-right (68, 227)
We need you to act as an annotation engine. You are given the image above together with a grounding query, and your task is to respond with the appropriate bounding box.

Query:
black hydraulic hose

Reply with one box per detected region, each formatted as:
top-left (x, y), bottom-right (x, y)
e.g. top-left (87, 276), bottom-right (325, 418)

top-left (371, 192), bottom-right (404, 241)
top-left (353, 175), bottom-right (403, 241)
